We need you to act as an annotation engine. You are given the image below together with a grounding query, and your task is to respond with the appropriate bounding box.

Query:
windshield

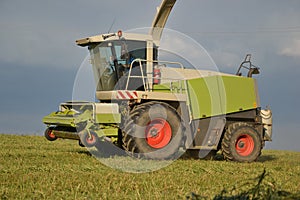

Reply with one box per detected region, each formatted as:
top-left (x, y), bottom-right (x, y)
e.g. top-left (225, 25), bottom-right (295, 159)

top-left (89, 40), bottom-right (146, 91)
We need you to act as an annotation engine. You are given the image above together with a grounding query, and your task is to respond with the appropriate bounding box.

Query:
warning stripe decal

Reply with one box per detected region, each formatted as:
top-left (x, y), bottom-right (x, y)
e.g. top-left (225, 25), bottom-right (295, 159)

top-left (116, 91), bottom-right (138, 99)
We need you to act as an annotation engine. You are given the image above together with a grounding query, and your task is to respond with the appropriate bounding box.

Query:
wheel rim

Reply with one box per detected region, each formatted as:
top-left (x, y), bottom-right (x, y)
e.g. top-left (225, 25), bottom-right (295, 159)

top-left (86, 134), bottom-right (96, 144)
top-left (47, 129), bottom-right (56, 139)
top-left (145, 118), bottom-right (172, 149)
top-left (235, 134), bottom-right (255, 156)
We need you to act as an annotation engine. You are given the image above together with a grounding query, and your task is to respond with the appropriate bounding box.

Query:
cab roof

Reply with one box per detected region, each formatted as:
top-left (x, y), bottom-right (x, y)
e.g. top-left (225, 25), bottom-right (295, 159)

top-left (76, 32), bottom-right (154, 47)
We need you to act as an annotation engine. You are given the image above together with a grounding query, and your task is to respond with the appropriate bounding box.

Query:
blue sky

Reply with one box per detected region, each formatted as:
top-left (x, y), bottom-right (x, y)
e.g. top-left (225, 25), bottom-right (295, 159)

top-left (0, 0), bottom-right (299, 151)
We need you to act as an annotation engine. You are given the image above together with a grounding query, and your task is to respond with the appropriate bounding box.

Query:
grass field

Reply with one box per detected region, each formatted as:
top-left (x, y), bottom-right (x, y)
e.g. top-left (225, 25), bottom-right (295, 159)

top-left (0, 134), bottom-right (299, 199)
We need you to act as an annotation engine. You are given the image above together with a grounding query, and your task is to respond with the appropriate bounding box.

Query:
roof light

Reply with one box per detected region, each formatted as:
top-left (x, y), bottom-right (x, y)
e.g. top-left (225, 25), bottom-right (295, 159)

top-left (117, 30), bottom-right (123, 38)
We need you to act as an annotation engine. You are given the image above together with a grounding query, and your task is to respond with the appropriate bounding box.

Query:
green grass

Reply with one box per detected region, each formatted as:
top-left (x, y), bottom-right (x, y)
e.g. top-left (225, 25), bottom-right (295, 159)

top-left (0, 134), bottom-right (299, 199)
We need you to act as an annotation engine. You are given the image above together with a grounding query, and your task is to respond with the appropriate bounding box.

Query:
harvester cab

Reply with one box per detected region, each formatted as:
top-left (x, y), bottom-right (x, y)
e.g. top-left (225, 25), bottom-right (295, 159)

top-left (78, 32), bottom-right (156, 92)
top-left (43, 0), bottom-right (273, 162)
top-left (76, 0), bottom-right (176, 93)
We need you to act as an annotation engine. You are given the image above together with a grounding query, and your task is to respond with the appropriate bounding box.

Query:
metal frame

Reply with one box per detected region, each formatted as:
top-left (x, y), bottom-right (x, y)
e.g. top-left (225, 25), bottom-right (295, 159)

top-left (125, 58), bottom-right (185, 91)
top-left (236, 54), bottom-right (260, 77)
top-left (125, 58), bottom-right (193, 122)
top-left (60, 101), bottom-right (96, 121)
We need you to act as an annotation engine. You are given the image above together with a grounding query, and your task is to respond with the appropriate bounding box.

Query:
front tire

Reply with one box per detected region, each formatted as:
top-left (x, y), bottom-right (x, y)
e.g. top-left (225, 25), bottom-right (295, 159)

top-left (79, 130), bottom-right (99, 148)
top-left (122, 102), bottom-right (184, 160)
top-left (221, 122), bottom-right (262, 162)
top-left (44, 127), bottom-right (57, 141)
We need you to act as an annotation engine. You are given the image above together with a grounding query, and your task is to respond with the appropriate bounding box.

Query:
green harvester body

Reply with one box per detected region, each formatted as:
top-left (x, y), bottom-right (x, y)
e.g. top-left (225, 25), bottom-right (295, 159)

top-left (43, 0), bottom-right (272, 161)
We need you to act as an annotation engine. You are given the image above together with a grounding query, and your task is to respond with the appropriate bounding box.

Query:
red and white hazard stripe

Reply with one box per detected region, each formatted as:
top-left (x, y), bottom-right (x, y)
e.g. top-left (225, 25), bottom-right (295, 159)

top-left (116, 90), bottom-right (138, 99)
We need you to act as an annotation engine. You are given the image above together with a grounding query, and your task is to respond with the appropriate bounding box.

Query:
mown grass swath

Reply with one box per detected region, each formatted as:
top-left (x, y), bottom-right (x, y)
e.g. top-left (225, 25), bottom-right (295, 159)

top-left (0, 134), bottom-right (299, 199)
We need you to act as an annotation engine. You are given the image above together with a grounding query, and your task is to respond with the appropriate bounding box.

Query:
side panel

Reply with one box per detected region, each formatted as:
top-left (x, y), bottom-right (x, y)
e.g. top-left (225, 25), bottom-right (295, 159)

top-left (220, 76), bottom-right (259, 114)
top-left (95, 113), bottom-right (121, 124)
top-left (189, 116), bottom-right (226, 150)
top-left (187, 76), bottom-right (223, 119)
top-left (187, 75), bottom-right (259, 120)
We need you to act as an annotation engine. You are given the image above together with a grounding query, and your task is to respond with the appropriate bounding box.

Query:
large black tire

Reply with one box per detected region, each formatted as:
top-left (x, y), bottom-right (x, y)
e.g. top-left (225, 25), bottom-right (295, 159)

top-left (221, 122), bottom-right (262, 162)
top-left (44, 127), bottom-right (57, 141)
top-left (122, 102), bottom-right (184, 160)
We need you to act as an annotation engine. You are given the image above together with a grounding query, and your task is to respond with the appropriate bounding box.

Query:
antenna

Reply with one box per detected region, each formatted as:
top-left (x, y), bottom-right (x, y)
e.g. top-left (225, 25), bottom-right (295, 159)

top-left (107, 18), bottom-right (116, 33)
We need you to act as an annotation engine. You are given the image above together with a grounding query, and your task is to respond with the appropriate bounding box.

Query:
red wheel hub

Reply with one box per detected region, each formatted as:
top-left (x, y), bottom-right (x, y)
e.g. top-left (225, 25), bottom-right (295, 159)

top-left (145, 118), bottom-right (172, 149)
top-left (47, 129), bottom-right (56, 139)
top-left (86, 134), bottom-right (96, 144)
top-left (235, 134), bottom-right (254, 156)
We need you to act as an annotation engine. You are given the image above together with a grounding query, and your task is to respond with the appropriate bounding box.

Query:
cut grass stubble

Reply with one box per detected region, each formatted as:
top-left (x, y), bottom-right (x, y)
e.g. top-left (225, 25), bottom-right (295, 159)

top-left (0, 134), bottom-right (299, 199)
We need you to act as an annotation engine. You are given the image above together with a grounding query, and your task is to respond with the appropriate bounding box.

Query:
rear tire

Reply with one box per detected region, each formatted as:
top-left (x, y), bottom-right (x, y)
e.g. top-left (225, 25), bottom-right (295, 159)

top-left (221, 122), bottom-right (262, 162)
top-left (122, 102), bottom-right (184, 160)
top-left (44, 127), bottom-right (57, 141)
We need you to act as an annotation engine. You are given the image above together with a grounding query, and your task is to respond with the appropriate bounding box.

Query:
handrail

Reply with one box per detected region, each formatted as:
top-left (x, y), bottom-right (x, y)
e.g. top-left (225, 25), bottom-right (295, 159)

top-left (125, 58), bottom-right (192, 122)
top-left (236, 54), bottom-right (260, 77)
top-left (125, 59), bottom-right (185, 91)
